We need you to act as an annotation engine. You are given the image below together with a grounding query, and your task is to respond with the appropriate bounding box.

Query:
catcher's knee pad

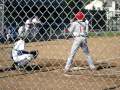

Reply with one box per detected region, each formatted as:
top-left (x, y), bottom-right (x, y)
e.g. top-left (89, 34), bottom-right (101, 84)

top-left (30, 50), bottom-right (38, 59)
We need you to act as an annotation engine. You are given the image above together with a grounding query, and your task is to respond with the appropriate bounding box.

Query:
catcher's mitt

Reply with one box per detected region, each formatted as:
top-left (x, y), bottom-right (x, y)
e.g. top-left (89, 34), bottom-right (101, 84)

top-left (30, 50), bottom-right (38, 59)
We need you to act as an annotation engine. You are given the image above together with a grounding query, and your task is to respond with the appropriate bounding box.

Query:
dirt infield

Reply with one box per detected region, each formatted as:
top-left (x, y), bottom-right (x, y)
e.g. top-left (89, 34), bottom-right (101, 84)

top-left (0, 36), bottom-right (120, 90)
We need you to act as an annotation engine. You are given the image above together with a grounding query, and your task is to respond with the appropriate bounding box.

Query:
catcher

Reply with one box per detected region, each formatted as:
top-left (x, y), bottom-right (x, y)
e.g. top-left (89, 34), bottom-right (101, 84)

top-left (11, 19), bottom-right (38, 68)
top-left (64, 11), bottom-right (96, 72)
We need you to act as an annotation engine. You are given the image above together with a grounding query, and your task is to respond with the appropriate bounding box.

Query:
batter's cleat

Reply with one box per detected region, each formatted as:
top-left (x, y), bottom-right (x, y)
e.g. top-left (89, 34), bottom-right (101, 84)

top-left (65, 65), bottom-right (71, 69)
top-left (89, 65), bottom-right (96, 71)
top-left (64, 69), bottom-right (73, 76)
top-left (64, 65), bottom-right (72, 74)
top-left (64, 68), bottom-right (72, 73)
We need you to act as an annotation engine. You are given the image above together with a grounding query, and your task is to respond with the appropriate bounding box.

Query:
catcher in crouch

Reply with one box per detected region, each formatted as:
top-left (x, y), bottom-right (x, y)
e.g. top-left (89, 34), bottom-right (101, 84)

top-left (64, 11), bottom-right (96, 72)
top-left (11, 20), bottom-right (38, 68)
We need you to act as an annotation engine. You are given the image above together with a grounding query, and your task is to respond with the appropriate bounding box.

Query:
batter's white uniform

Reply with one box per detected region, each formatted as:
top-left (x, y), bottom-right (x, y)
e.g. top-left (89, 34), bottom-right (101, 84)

top-left (64, 20), bottom-right (95, 71)
top-left (12, 39), bottom-right (34, 66)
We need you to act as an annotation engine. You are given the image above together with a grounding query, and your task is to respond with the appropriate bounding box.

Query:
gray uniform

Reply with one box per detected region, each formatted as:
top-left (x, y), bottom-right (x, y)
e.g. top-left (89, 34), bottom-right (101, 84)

top-left (64, 20), bottom-right (95, 71)
top-left (18, 25), bottom-right (29, 38)
top-left (18, 25), bottom-right (33, 40)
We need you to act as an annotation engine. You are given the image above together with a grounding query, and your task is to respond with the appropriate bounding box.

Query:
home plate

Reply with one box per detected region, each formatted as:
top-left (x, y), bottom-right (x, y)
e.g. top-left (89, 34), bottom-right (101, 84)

top-left (71, 67), bottom-right (88, 71)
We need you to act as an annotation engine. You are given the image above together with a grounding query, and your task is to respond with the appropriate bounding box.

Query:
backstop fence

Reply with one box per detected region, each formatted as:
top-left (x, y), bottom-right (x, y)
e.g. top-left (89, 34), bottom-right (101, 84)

top-left (0, 0), bottom-right (120, 90)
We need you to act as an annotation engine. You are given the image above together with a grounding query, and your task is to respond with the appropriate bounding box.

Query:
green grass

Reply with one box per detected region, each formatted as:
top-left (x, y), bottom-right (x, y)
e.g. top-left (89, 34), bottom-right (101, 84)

top-left (89, 31), bottom-right (120, 37)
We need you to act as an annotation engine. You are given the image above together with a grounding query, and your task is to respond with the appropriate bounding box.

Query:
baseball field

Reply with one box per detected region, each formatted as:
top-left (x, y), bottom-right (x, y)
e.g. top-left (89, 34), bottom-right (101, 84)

top-left (0, 36), bottom-right (120, 90)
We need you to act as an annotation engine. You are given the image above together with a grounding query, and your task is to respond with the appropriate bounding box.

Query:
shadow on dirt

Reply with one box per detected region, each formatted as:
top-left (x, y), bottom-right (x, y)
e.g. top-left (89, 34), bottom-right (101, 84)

top-left (95, 62), bottom-right (117, 70)
top-left (104, 84), bottom-right (120, 90)
top-left (0, 61), bottom-right (117, 73)
top-left (0, 64), bottom-right (44, 72)
top-left (0, 62), bottom-right (62, 74)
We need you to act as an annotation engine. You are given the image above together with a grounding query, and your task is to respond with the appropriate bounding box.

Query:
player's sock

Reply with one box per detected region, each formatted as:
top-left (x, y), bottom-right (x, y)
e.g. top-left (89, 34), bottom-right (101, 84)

top-left (86, 55), bottom-right (96, 69)
top-left (64, 58), bottom-right (73, 72)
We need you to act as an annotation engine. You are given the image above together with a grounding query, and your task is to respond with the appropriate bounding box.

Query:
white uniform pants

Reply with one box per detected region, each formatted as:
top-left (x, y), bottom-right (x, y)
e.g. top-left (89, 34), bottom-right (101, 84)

top-left (13, 54), bottom-right (34, 66)
top-left (65, 36), bottom-right (91, 68)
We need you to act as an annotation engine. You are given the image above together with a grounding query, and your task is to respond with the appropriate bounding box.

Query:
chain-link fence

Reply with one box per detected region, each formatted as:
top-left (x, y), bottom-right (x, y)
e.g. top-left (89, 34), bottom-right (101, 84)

top-left (0, 0), bottom-right (120, 90)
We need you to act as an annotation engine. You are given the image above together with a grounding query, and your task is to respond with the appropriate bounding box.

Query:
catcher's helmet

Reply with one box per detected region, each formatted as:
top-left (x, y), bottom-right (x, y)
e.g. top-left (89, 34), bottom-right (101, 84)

top-left (74, 11), bottom-right (85, 20)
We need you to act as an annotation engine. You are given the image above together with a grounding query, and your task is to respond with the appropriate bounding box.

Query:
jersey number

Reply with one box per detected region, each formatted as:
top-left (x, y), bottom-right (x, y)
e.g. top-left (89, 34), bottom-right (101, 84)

top-left (80, 26), bottom-right (84, 32)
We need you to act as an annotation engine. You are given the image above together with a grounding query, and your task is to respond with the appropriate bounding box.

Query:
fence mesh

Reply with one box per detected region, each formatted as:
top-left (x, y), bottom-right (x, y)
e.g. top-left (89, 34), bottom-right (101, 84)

top-left (0, 0), bottom-right (120, 90)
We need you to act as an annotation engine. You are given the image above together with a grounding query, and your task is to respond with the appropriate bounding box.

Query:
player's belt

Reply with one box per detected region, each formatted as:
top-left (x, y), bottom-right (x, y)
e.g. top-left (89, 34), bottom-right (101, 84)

top-left (81, 35), bottom-right (88, 37)
top-left (76, 35), bottom-right (88, 37)
top-left (81, 35), bottom-right (86, 37)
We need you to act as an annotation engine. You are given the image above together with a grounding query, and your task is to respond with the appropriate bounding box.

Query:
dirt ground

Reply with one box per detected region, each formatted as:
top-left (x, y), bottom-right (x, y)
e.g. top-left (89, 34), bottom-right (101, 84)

top-left (0, 36), bottom-right (120, 90)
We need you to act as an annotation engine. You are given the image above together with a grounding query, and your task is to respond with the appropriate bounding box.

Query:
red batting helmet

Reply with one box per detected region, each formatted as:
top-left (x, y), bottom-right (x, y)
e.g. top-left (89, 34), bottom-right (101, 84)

top-left (74, 11), bottom-right (85, 20)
